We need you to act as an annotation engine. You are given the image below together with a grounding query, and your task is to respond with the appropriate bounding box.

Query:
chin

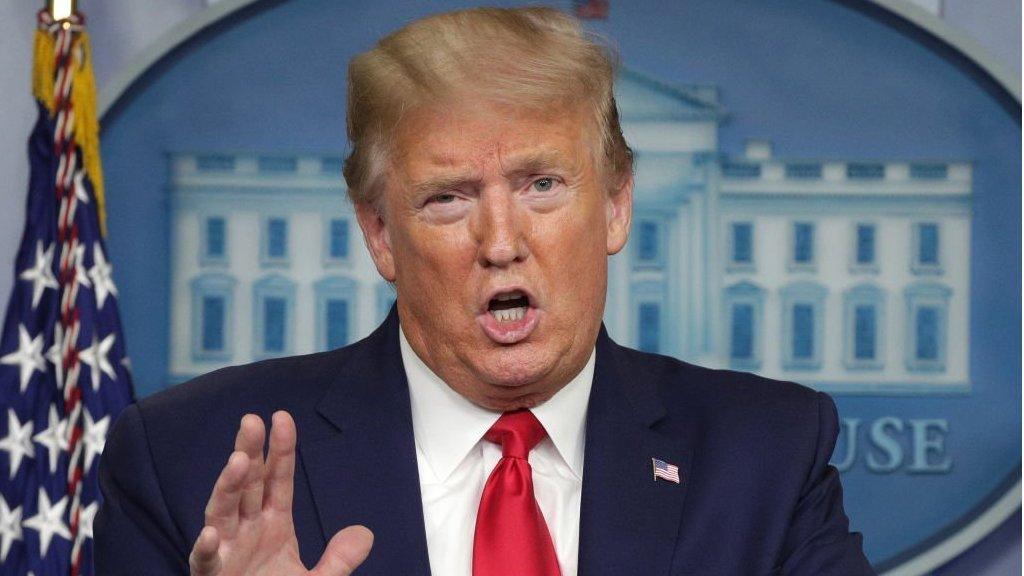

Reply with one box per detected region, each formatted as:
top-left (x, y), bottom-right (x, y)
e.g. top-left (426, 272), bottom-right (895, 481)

top-left (475, 344), bottom-right (558, 391)
top-left (477, 394), bottom-right (549, 412)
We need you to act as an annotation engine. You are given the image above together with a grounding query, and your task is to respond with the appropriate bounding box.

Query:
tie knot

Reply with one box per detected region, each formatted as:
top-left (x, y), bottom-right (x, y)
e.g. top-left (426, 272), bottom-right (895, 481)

top-left (483, 410), bottom-right (548, 459)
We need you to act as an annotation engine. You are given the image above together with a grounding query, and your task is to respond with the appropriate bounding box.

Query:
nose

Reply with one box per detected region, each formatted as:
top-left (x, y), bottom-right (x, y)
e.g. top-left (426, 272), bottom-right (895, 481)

top-left (472, 189), bottom-right (530, 268)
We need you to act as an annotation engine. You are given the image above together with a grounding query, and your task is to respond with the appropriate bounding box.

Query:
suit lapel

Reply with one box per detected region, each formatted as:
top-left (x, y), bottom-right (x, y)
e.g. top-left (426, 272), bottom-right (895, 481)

top-left (298, 308), bottom-right (432, 575)
top-left (578, 328), bottom-right (693, 575)
top-left (298, 314), bottom-right (691, 574)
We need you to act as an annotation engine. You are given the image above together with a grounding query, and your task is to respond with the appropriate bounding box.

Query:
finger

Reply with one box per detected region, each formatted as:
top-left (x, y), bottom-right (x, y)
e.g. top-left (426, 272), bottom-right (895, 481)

top-left (312, 525), bottom-right (374, 576)
top-left (203, 450), bottom-right (248, 538)
top-left (234, 414), bottom-right (266, 519)
top-left (263, 410), bottom-right (297, 513)
top-left (189, 526), bottom-right (223, 576)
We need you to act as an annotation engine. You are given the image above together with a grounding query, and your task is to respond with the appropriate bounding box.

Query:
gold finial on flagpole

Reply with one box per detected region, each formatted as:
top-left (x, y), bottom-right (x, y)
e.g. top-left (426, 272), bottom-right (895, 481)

top-left (48, 0), bottom-right (77, 21)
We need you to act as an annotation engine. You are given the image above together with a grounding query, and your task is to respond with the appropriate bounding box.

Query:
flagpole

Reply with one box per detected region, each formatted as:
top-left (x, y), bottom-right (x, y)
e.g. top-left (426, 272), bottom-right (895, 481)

top-left (42, 1), bottom-right (91, 573)
top-left (48, 0), bottom-right (77, 23)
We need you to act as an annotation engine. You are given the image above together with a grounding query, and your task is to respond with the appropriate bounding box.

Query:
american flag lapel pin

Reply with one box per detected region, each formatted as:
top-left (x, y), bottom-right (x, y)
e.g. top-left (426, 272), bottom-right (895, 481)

top-left (652, 457), bottom-right (681, 484)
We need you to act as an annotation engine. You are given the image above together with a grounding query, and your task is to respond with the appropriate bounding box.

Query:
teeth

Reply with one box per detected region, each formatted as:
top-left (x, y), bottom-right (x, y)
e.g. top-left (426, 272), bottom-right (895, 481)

top-left (490, 307), bottom-right (526, 322)
top-left (495, 291), bottom-right (524, 302)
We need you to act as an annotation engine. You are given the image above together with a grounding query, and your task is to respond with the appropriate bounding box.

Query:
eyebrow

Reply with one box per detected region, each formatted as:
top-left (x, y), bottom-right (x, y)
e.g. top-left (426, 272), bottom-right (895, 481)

top-left (499, 150), bottom-right (575, 179)
top-left (411, 149), bottom-right (577, 196)
top-left (412, 173), bottom-right (481, 197)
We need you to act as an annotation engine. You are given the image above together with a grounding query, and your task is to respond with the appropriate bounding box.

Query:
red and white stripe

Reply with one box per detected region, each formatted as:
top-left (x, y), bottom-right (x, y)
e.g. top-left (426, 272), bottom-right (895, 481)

top-left (40, 8), bottom-right (89, 574)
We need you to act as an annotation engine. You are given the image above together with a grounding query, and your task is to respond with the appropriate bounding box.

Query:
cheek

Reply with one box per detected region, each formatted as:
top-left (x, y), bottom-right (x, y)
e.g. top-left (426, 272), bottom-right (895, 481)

top-left (393, 216), bottom-right (459, 263)
top-left (534, 200), bottom-right (608, 293)
top-left (392, 223), bottom-right (476, 295)
top-left (560, 192), bottom-right (608, 252)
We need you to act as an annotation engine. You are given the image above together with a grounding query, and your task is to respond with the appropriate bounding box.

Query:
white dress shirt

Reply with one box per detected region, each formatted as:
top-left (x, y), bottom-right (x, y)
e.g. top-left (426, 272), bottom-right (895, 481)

top-left (400, 326), bottom-right (595, 576)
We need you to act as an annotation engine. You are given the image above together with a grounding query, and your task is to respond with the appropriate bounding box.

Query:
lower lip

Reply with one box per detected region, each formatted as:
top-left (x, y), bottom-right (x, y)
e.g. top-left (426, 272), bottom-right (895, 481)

top-left (477, 306), bottom-right (540, 344)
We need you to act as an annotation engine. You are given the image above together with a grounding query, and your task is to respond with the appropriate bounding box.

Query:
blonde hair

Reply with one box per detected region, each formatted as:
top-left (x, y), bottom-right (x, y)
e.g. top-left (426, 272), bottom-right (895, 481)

top-left (343, 7), bottom-right (633, 206)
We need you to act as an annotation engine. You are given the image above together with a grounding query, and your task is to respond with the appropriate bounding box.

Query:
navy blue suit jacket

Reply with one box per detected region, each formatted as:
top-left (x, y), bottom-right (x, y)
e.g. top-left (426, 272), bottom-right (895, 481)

top-left (95, 308), bottom-right (874, 574)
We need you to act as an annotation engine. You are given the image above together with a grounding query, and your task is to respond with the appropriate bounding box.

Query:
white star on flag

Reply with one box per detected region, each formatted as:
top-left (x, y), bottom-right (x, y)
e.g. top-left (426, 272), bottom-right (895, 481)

top-left (32, 406), bottom-right (68, 474)
top-left (0, 409), bottom-right (34, 479)
top-left (21, 488), bottom-right (70, 557)
top-left (0, 494), bottom-right (23, 562)
top-left (72, 243), bottom-right (92, 290)
top-left (0, 324), bottom-right (46, 394)
top-left (82, 410), bottom-right (110, 472)
top-left (18, 241), bottom-right (57, 310)
top-left (45, 323), bottom-right (64, 391)
top-left (72, 170), bottom-right (91, 205)
top-left (88, 243), bottom-right (118, 309)
top-left (76, 501), bottom-right (98, 542)
top-left (79, 332), bottom-right (117, 391)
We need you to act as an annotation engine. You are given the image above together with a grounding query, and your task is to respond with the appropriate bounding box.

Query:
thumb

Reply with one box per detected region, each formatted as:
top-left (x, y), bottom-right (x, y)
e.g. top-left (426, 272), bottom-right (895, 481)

top-left (312, 525), bottom-right (374, 576)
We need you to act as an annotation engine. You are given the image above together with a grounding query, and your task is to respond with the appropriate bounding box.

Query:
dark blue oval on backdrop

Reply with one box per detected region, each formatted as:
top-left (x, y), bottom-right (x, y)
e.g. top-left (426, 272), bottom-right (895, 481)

top-left (98, 0), bottom-right (1020, 569)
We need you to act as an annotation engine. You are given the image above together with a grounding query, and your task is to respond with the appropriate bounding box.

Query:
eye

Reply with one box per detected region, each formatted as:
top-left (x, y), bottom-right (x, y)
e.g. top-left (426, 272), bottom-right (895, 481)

top-left (430, 193), bottom-right (458, 204)
top-left (531, 177), bottom-right (556, 192)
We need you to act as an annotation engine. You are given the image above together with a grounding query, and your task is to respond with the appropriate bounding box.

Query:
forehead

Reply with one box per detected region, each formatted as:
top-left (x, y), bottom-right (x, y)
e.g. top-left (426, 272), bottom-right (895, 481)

top-left (390, 103), bottom-right (594, 178)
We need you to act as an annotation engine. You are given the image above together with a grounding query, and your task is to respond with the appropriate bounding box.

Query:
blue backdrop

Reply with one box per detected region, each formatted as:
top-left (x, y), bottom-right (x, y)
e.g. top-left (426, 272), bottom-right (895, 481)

top-left (97, 0), bottom-right (1020, 568)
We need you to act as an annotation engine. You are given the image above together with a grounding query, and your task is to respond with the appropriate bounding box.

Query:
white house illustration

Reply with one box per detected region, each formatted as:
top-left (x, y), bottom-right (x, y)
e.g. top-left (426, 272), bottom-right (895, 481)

top-left (167, 69), bottom-right (971, 394)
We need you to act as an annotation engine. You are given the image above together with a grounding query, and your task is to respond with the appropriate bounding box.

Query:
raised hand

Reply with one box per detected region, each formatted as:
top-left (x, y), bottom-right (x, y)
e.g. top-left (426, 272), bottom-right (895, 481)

top-left (189, 411), bottom-right (373, 575)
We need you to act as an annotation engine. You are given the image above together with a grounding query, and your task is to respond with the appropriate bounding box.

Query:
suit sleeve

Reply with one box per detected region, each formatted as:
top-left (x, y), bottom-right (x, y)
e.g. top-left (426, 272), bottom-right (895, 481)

top-left (94, 403), bottom-right (191, 574)
top-left (779, 392), bottom-right (876, 575)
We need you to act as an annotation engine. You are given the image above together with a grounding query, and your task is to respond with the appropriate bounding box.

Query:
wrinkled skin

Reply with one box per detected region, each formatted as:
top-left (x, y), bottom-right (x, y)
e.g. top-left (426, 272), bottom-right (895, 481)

top-left (356, 102), bottom-right (633, 410)
top-left (189, 412), bottom-right (374, 576)
top-left (189, 103), bottom-right (632, 574)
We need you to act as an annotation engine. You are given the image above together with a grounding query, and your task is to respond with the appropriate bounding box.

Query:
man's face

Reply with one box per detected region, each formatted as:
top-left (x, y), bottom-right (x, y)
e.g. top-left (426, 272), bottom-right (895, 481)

top-left (356, 102), bottom-right (632, 411)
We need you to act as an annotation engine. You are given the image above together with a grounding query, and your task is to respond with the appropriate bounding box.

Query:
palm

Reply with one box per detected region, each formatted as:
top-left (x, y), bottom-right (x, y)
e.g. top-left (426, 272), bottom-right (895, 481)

top-left (189, 411), bottom-right (373, 576)
top-left (206, 505), bottom-right (303, 576)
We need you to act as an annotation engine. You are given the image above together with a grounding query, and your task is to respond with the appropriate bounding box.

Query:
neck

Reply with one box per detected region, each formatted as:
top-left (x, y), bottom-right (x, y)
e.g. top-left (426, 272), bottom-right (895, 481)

top-left (398, 310), bottom-right (595, 412)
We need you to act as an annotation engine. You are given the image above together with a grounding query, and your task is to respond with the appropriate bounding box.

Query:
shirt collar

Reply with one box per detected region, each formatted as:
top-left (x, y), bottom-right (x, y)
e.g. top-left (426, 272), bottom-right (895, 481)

top-left (400, 324), bottom-right (595, 483)
top-left (529, 346), bottom-right (594, 480)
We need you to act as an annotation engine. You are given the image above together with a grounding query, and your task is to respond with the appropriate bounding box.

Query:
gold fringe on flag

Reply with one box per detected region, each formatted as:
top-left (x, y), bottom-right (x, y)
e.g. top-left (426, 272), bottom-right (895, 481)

top-left (32, 26), bottom-right (108, 236)
top-left (71, 32), bottom-right (106, 236)
top-left (32, 28), bottom-right (55, 113)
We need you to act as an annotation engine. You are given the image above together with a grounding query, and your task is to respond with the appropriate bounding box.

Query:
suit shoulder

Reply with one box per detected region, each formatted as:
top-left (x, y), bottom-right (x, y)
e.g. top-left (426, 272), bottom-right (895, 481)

top-left (614, 344), bottom-right (820, 405)
top-left (144, 350), bottom-right (329, 408)
top-left (132, 343), bottom-right (363, 437)
top-left (614, 346), bottom-right (832, 476)
top-left (609, 344), bottom-right (827, 442)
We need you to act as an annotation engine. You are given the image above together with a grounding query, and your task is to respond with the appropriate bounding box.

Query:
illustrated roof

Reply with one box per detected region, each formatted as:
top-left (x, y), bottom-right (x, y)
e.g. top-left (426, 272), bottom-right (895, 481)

top-left (615, 68), bottom-right (727, 122)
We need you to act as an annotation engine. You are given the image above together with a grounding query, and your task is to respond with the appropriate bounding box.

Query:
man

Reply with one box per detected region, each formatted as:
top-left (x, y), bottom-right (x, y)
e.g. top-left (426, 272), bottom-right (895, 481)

top-left (95, 7), bottom-right (875, 575)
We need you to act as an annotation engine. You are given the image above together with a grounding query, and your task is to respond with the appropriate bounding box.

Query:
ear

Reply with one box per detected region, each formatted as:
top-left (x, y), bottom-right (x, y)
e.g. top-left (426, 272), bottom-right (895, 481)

top-left (355, 200), bottom-right (396, 282)
top-left (605, 172), bottom-right (633, 255)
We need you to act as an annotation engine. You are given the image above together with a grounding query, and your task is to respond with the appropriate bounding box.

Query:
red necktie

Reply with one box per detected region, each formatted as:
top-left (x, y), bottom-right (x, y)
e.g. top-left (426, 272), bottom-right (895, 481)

top-left (473, 410), bottom-right (561, 576)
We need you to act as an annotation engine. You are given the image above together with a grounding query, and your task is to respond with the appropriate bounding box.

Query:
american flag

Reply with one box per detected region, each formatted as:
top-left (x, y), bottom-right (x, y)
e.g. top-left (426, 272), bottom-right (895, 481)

top-left (573, 0), bottom-right (610, 20)
top-left (652, 458), bottom-right (680, 484)
top-left (0, 9), bottom-right (133, 575)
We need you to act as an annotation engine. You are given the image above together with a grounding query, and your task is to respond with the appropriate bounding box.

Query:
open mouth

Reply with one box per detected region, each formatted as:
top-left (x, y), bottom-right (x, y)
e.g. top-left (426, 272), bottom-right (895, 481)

top-left (487, 291), bottom-right (530, 323)
top-left (477, 288), bottom-right (540, 344)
